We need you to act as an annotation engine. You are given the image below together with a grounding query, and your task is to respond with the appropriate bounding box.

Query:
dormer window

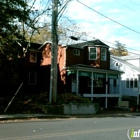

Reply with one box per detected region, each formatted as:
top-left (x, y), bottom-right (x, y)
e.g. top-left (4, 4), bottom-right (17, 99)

top-left (88, 47), bottom-right (97, 60)
top-left (30, 52), bottom-right (37, 63)
top-left (101, 48), bottom-right (106, 61)
top-left (73, 49), bottom-right (80, 56)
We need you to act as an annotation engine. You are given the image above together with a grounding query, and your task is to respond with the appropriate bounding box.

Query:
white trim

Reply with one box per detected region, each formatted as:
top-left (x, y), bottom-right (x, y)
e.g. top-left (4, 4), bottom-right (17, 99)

top-left (88, 47), bottom-right (97, 60)
top-left (125, 78), bottom-right (138, 89)
top-left (101, 48), bottom-right (107, 61)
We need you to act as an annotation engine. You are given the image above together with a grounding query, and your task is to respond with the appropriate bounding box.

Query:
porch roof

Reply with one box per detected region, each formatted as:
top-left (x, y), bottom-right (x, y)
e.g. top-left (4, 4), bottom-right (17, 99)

top-left (66, 64), bottom-right (123, 75)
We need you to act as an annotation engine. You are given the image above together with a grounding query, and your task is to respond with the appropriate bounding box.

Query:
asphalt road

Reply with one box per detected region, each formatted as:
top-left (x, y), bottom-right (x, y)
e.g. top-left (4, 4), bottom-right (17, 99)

top-left (0, 116), bottom-right (140, 140)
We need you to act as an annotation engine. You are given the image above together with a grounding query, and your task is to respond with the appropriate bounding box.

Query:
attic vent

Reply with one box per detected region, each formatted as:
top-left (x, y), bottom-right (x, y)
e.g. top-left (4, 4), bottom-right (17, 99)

top-left (115, 62), bottom-right (119, 66)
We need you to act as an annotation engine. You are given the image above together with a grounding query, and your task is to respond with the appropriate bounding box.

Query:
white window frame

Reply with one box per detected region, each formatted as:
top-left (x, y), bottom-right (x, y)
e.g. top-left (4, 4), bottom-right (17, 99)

top-left (130, 78), bottom-right (133, 88)
top-left (126, 78), bottom-right (129, 88)
top-left (134, 78), bottom-right (138, 88)
top-left (125, 78), bottom-right (138, 88)
top-left (29, 72), bottom-right (36, 85)
top-left (101, 48), bottom-right (106, 61)
top-left (30, 52), bottom-right (37, 63)
top-left (88, 47), bottom-right (97, 60)
top-left (73, 49), bottom-right (80, 56)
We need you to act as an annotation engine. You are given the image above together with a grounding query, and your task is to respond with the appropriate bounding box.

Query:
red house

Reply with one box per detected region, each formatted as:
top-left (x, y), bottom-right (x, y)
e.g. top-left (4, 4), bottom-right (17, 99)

top-left (38, 39), bottom-right (123, 108)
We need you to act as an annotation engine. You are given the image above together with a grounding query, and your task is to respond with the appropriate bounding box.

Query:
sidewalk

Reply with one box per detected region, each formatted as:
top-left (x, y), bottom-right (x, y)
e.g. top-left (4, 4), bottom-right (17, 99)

top-left (0, 112), bottom-right (140, 121)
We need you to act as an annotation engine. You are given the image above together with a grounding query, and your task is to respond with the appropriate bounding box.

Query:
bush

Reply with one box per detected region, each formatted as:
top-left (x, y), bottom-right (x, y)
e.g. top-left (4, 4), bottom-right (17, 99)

top-left (57, 93), bottom-right (92, 104)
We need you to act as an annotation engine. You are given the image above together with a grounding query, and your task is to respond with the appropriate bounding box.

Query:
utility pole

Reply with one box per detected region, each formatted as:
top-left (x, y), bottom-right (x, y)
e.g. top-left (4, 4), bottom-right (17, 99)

top-left (49, 0), bottom-right (58, 103)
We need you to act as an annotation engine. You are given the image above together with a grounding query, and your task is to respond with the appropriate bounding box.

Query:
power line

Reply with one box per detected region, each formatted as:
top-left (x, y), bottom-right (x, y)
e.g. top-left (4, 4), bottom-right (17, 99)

top-left (114, 0), bottom-right (140, 14)
top-left (76, 0), bottom-right (140, 35)
top-left (57, 0), bottom-right (71, 21)
top-left (63, 28), bottom-right (140, 56)
top-left (129, 0), bottom-right (140, 7)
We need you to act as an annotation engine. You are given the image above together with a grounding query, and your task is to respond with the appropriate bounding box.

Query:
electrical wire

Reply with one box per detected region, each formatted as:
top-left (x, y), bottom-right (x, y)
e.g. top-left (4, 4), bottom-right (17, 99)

top-left (62, 28), bottom-right (140, 56)
top-left (76, 0), bottom-right (140, 35)
top-left (57, 0), bottom-right (70, 21)
top-left (114, 0), bottom-right (140, 14)
top-left (129, 0), bottom-right (140, 7)
top-left (30, 0), bottom-right (140, 55)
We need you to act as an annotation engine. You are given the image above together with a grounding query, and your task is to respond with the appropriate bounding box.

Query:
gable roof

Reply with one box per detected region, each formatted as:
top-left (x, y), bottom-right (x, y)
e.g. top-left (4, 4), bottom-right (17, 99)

top-left (120, 54), bottom-right (140, 60)
top-left (38, 41), bottom-right (52, 50)
top-left (27, 42), bottom-right (42, 51)
top-left (67, 39), bottom-right (110, 49)
top-left (111, 55), bottom-right (140, 72)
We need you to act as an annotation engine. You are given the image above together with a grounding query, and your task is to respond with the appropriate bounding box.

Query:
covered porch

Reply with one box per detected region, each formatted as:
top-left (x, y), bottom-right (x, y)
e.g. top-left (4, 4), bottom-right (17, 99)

top-left (66, 64), bottom-right (123, 109)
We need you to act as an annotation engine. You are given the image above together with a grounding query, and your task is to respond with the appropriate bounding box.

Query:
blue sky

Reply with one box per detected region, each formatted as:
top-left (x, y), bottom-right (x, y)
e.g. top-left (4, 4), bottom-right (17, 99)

top-left (33, 0), bottom-right (140, 54)
top-left (61, 0), bottom-right (140, 54)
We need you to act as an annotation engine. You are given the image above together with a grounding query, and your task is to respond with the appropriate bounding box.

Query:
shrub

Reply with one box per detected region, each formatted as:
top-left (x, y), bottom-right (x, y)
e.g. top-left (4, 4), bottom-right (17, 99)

top-left (57, 93), bottom-right (92, 104)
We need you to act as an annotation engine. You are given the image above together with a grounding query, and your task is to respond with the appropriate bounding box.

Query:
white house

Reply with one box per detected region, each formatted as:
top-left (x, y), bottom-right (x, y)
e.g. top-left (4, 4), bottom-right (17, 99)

top-left (110, 55), bottom-right (140, 105)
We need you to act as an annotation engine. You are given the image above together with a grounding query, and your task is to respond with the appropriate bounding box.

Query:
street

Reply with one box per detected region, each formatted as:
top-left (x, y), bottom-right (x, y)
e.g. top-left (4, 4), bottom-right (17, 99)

top-left (0, 116), bottom-right (140, 140)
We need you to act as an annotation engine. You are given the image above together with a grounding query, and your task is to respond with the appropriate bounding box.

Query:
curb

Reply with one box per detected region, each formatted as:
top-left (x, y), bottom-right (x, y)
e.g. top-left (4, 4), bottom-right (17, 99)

top-left (0, 112), bottom-right (140, 121)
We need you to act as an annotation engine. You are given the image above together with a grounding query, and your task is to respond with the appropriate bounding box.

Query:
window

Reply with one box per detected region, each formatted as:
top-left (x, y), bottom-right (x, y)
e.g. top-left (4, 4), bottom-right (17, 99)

top-left (73, 49), bottom-right (80, 56)
top-left (130, 78), bottom-right (133, 88)
top-left (113, 79), bottom-right (117, 87)
top-left (134, 78), bottom-right (138, 88)
top-left (88, 47), bottom-right (97, 60)
top-left (126, 78), bottom-right (129, 88)
top-left (30, 52), bottom-right (37, 63)
top-left (88, 78), bottom-right (91, 87)
top-left (101, 48), bottom-right (106, 61)
top-left (94, 79), bottom-right (103, 87)
top-left (126, 78), bottom-right (138, 88)
top-left (29, 72), bottom-right (36, 85)
top-left (88, 78), bottom-right (103, 87)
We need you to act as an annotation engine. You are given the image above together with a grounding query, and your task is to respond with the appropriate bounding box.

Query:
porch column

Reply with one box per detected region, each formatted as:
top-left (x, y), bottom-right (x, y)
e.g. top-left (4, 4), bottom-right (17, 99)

top-left (91, 72), bottom-right (94, 101)
top-left (76, 70), bottom-right (79, 95)
top-left (105, 73), bottom-right (108, 109)
top-left (119, 74), bottom-right (122, 101)
top-left (137, 74), bottom-right (140, 106)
